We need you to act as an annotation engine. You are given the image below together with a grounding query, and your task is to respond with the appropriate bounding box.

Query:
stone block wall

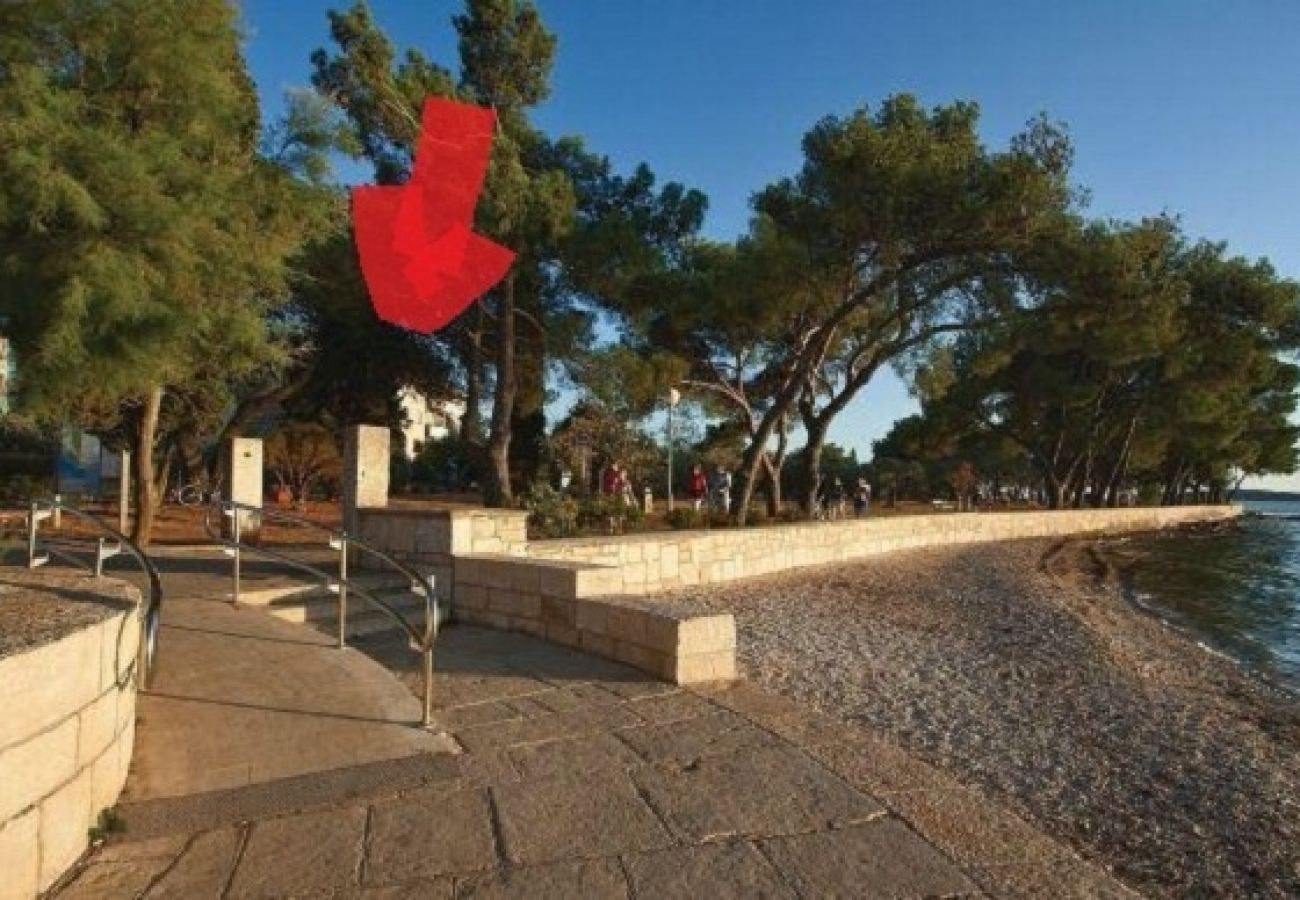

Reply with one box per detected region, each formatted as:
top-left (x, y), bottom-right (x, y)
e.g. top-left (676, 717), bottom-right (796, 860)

top-left (356, 504), bottom-right (1237, 689)
top-left (453, 554), bottom-right (736, 684)
top-left (526, 505), bottom-right (1241, 595)
top-left (0, 599), bottom-right (140, 899)
top-left (353, 507), bottom-right (528, 604)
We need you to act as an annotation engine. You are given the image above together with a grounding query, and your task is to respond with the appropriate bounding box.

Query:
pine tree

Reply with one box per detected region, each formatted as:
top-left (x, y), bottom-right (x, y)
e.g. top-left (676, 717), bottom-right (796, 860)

top-left (0, 0), bottom-right (317, 543)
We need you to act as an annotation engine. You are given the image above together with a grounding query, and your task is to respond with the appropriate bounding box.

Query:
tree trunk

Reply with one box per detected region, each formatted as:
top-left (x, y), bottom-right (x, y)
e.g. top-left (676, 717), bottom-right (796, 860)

top-left (763, 418), bottom-right (789, 517)
top-left (461, 305), bottom-right (486, 446)
top-left (486, 277), bottom-right (516, 506)
top-left (1046, 476), bottom-right (1064, 510)
top-left (1103, 416), bottom-right (1138, 507)
top-left (130, 387), bottom-right (163, 547)
top-left (799, 419), bottom-right (830, 516)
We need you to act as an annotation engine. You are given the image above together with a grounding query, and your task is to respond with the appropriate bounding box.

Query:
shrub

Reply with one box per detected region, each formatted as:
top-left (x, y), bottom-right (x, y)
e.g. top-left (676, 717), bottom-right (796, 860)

top-left (666, 507), bottom-right (707, 530)
top-left (524, 482), bottom-right (579, 539)
top-left (576, 493), bottom-right (645, 534)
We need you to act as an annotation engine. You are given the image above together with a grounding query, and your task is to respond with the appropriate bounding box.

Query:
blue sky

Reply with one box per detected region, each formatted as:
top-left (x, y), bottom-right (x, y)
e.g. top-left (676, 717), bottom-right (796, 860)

top-left (242, 0), bottom-right (1300, 489)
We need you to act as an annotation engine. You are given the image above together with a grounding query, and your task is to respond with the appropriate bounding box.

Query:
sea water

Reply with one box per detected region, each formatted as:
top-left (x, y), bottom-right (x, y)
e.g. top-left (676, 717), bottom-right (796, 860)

top-left (1120, 500), bottom-right (1300, 689)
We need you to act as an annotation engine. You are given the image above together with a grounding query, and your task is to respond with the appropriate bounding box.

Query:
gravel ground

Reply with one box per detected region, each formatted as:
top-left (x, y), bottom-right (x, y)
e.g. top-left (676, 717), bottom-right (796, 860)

top-left (0, 568), bottom-right (137, 657)
top-left (672, 538), bottom-right (1300, 898)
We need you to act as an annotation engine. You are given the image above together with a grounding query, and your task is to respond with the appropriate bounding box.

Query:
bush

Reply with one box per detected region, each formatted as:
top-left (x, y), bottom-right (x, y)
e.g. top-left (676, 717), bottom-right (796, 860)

top-left (525, 481), bottom-right (579, 539)
top-left (576, 493), bottom-right (645, 534)
top-left (707, 510), bottom-right (733, 528)
top-left (666, 507), bottom-right (707, 530)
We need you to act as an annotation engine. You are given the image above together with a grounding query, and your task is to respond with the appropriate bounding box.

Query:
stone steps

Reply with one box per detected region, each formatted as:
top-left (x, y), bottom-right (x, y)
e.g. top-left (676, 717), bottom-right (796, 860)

top-left (265, 585), bottom-right (434, 640)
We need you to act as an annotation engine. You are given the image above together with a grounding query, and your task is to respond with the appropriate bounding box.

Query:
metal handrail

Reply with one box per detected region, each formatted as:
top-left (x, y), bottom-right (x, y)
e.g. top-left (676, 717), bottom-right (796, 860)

top-left (26, 499), bottom-right (163, 690)
top-left (198, 499), bottom-right (439, 727)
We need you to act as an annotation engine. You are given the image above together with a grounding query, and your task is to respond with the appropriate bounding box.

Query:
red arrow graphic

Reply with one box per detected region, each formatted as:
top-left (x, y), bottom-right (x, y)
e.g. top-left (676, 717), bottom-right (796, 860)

top-left (352, 98), bottom-right (516, 334)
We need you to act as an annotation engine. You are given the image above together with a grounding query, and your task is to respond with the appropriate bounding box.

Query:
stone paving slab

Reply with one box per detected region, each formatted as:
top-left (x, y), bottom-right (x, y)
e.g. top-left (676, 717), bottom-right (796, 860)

top-left (52, 591), bottom-right (1138, 899)
top-left (758, 819), bottom-right (980, 898)
top-left (491, 772), bottom-right (674, 866)
top-left (227, 805), bottom-right (367, 898)
top-left (632, 745), bottom-right (886, 841)
top-left (366, 786), bottom-right (497, 884)
top-left (622, 841), bottom-right (795, 898)
top-left (458, 858), bottom-right (628, 899)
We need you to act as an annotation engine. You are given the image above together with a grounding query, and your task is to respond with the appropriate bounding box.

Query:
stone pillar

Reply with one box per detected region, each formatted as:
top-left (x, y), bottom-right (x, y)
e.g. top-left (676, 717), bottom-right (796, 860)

top-left (344, 425), bottom-right (390, 534)
top-left (226, 437), bottom-right (263, 538)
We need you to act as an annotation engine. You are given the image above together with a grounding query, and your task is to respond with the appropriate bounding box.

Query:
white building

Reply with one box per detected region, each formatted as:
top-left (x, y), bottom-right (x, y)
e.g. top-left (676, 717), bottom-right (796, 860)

top-left (398, 388), bottom-right (466, 459)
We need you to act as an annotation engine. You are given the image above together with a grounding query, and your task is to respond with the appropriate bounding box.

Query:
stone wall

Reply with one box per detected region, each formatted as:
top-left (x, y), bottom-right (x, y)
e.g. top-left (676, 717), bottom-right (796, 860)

top-left (353, 504), bottom-right (1238, 691)
top-left (526, 505), bottom-right (1241, 595)
top-left (454, 554), bottom-right (735, 685)
top-left (0, 587), bottom-right (141, 899)
top-left (353, 505), bottom-right (528, 603)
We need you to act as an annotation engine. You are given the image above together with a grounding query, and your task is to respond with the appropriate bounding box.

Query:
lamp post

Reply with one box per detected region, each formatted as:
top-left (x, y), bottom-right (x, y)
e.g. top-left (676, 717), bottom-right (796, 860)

top-left (666, 388), bottom-right (681, 512)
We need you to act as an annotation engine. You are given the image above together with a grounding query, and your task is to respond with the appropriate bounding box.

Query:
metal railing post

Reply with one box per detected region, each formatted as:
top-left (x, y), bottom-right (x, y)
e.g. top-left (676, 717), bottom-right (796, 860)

top-left (27, 501), bottom-right (39, 568)
top-left (231, 510), bottom-right (242, 605)
top-left (337, 536), bottom-right (349, 649)
top-left (423, 644), bottom-right (434, 728)
top-left (95, 537), bottom-right (106, 578)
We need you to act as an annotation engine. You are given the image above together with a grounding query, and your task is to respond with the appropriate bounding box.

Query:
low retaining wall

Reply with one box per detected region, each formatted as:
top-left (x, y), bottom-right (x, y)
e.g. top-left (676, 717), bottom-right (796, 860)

top-left (353, 505), bottom-right (528, 604)
top-left (360, 504), bottom-right (1238, 690)
top-left (454, 555), bottom-right (735, 684)
top-left (526, 505), bottom-right (1241, 595)
top-left (454, 504), bottom-right (1236, 683)
top-left (0, 574), bottom-right (141, 899)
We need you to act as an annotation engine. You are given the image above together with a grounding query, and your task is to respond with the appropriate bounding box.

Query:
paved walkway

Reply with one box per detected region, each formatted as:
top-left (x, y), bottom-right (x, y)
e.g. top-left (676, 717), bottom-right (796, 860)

top-left (49, 555), bottom-right (1135, 898)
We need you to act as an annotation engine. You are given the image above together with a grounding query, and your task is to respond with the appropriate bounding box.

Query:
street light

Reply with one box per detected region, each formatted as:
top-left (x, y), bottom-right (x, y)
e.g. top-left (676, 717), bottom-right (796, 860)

top-left (666, 387), bottom-right (681, 512)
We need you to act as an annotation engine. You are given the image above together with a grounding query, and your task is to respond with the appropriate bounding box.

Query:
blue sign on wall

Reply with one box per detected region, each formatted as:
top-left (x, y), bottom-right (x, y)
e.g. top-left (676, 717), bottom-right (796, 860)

top-left (56, 428), bottom-right (103, 496)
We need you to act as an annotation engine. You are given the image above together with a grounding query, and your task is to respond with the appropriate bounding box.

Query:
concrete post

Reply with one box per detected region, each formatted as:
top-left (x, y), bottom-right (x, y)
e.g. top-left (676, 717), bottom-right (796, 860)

top-left (118, 450), bottom-right (130, 534)
top-left (226, 437), bottom-right (263, 538)
top-left (343, 425), bottom-right (390, 534)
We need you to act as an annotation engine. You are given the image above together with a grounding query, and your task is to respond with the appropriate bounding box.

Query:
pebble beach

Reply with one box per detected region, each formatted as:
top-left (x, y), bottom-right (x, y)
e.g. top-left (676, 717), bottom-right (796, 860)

top-left (674, 536), bottom-right (1300, 898)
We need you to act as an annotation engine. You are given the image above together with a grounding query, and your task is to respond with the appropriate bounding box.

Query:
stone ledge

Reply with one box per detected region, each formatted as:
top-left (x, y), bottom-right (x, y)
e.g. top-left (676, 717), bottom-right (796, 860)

top-left (0, 573), bottom-right (141, 900)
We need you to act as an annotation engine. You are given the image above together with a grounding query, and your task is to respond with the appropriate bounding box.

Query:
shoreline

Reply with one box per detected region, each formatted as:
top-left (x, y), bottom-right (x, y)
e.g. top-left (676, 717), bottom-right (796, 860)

top-left (1097, 524), bottom-right (1300, 703)
top-left (672, 532), bottom-right (1300, 898)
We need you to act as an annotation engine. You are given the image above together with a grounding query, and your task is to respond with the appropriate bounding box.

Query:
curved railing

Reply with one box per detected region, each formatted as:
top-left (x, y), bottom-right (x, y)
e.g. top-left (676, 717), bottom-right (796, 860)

top-left (198, 499), bottom-right (440, 727)
top-left (26, 499), bottom-right (163, 690)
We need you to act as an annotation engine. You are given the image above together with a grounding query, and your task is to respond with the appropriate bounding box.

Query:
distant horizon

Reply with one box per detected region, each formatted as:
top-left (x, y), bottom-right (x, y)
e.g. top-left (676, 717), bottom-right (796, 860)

top-left (241, 0), bottom-right (1300, 491)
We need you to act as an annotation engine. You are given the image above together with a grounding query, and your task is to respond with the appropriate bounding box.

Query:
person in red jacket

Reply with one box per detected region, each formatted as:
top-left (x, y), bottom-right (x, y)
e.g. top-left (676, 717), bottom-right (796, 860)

top-left (688, 463), bottom-right (709, 511)
top-left (602, 461), bottom-right (622, 496)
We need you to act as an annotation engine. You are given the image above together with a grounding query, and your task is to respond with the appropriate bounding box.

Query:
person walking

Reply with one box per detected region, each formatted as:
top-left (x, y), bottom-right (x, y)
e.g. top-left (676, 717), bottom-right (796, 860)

top-left (617, 467), bottom-right (634, 506)
top-left (853, 476), bottom-right (872, 518)
top-left (712, 465), bottom-right (733, 514)
top-left (829, 477), bottom-right (847, 520)
top-left (602, 461), bottom-right (622, 497)
top-left (688, 463), bottom-right (709, 511)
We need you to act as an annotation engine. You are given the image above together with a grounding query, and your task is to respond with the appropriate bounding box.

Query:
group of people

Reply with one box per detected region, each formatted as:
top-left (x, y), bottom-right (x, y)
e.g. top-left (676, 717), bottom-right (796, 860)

top-left (599, 461), bottom-right (637, 505)
top-left (815, 475), bottom-right (873, 519)
top-left (596, 459), bottom-right (872, 519)
top-left (687, 463), bottom-right (733, 513)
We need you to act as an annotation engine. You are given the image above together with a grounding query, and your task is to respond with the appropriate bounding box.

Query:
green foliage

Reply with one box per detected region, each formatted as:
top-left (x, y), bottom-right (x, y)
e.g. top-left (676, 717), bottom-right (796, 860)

top-left (0, 0), bottom-right (329, 541)
top-left (576, 493), bottom-right (644, 534)
top-left (598, 93), bottom-right (1075, 521)
top-left (409, 436), bottom-right (485, 493)
top-left (891, 220), bottom-right (1300, 506)
top-left (524, 480), bottom-right (644, 538)
top-left (524, 480), bottom-right (579, 538)
top-left (0, 1), bottom-right (320, 414)
top-left (666, 507), bottom-right (706, 530)
top-left (88, 808), bottom-right (124, 844)
top-left (549, 401), bottom-right (661, 494)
